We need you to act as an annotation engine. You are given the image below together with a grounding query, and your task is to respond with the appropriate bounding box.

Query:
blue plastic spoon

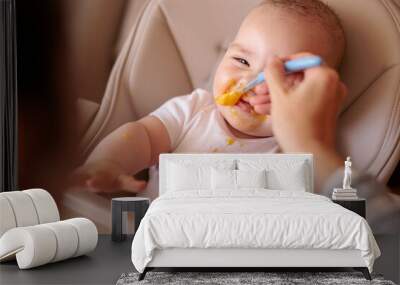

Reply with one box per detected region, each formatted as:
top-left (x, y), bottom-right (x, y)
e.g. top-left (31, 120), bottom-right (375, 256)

top-left (242, 56), bottom-right (323, 92)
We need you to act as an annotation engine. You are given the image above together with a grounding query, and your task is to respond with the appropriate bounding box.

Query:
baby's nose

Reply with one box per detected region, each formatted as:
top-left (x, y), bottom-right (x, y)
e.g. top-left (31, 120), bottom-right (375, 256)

top-left (254, 82), bottom-right (269, 94)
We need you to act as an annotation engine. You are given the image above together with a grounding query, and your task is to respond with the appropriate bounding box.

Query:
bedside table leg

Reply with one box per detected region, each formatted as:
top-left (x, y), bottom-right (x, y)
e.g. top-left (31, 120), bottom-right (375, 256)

top-left (112, 201), bottom-right (124, 242)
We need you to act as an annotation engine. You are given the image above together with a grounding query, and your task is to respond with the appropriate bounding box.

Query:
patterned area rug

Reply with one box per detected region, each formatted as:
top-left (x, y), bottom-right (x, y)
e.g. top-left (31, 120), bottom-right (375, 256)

top-left (117, 272), bottom-right (396, 285)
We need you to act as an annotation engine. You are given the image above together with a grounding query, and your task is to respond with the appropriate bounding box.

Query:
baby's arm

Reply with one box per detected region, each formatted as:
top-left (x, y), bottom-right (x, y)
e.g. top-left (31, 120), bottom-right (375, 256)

top-left (74, 116), bottom-right (171, 193)
top-left (86, 116), bottom-right (170, 170)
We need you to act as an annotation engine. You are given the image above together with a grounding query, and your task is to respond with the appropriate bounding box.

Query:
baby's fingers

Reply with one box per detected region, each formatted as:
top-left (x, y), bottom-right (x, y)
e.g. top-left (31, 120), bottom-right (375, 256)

top-left (85, 174), bottom-right (115, 193)
top-left (69, 168), bottom-right (90, 187)
top-left (117, 174), bottom-right (147, 193)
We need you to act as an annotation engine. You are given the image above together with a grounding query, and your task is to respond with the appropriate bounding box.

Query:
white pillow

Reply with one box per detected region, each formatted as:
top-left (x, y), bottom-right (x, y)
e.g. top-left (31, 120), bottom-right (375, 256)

top-left (166, 160), bottom-right (236, 192)
top-left (236, 169), bottom-right (267, 189)
top-left (267, 163), bottom-right (307, 191)
top-left (167, 162), bottom-right (211, 191)
top-left (211, 169), bottom-right (267, 190)
top-left (211, 168), bottom-right (236, 190)
top-left (238, 160), bottom-right (308, 191)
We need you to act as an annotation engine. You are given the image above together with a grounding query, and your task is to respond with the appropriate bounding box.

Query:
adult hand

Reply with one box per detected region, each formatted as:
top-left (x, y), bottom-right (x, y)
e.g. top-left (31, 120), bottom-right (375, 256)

top-left (246, 68), bottom-right (302, 116)
top-left (265, 55), bottom-right (347, 152)
top-left (264, 54), bottom-right (348, 190)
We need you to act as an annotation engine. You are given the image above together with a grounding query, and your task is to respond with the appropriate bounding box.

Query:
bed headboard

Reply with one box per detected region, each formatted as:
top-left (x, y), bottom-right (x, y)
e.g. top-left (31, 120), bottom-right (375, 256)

top-left (159, 153), bottom-right (314, 195)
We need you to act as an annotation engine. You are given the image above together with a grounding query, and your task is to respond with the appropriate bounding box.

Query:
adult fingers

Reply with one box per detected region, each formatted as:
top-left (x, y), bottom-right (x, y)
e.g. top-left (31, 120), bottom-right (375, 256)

top-left (249, 94), bottom-right (270, 105)
top-left (331, 81), bottom-right (348, 117)
top-left (265, 56), bottom-right (287, 99)
top-left (337, 81), bottom-right (348, 102)
top-left (253, 103), bottom-right (271, 115)
top-left (286, 73), bottom-right (304, 89)
top-left (297, 66), bottom-right (339, 97)
top-left (254, 82), bottom-right (269, 94)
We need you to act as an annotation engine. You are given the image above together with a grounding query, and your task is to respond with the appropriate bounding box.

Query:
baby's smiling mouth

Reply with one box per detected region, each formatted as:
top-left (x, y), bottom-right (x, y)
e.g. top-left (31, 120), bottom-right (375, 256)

top-left (215, 79), bottom-right (263, 115)
top-left (215, 84), bottom-right (254, 113)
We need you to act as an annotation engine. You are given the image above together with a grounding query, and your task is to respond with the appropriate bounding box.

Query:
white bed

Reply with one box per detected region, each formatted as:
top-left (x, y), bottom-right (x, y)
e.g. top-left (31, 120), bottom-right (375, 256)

top-left (131, 154), bottom-right (380, 280)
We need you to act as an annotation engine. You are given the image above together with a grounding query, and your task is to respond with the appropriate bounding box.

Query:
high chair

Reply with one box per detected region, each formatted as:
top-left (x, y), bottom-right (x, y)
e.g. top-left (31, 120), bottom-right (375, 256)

top-left (71, 0), bottom-right (400, 232)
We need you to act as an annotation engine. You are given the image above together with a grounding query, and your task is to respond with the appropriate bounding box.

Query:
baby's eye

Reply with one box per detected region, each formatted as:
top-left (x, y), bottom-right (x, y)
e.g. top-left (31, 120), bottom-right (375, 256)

top-left (233, 57), bottom-right (250, 67)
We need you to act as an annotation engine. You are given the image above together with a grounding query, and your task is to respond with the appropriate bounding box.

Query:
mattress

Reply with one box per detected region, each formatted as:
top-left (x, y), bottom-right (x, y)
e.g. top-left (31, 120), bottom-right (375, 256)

top-left (131, 190), bottom-right (380, 273)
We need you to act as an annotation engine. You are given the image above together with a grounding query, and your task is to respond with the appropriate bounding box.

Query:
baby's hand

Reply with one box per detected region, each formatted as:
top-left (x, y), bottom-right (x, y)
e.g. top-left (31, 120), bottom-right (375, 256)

top-left (71, 160), bottom-right (147, 194)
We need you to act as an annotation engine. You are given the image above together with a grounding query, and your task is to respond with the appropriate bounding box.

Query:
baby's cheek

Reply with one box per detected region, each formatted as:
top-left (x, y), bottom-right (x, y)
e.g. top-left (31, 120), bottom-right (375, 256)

top-left (213, 65), bottom-right (239, 96)
top-left (216, 78), bottom-right (237, 97)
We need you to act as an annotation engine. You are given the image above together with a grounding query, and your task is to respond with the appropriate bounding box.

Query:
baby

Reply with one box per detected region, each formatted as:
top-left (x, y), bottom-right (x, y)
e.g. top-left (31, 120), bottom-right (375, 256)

top-left (75, 0), bottom-right (346, 199)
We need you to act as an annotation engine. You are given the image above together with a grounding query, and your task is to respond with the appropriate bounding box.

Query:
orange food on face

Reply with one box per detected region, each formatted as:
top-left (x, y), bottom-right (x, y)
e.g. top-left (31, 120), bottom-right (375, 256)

top-left (215, 79), bottom-right (245, 106)
top-left (230, 108), bottom-right (239, 117)
top-left (215, 90), bottom-right (243, 106)
top-left (250, 110), bottom-right (268, 122)
top-left (216, 79), bottom-right (270, 126)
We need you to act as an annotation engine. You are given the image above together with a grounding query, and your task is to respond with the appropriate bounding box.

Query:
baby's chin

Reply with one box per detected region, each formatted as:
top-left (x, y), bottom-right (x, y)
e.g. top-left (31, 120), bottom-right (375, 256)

top-left (218, 105), bottom-right (273, 138)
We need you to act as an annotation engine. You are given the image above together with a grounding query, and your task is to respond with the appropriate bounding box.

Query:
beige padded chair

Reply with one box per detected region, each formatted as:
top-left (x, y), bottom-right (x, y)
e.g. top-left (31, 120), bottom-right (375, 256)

top-left (70, 0), bottom-right (400, 232)
top-left (82, 0), bottom-right (400, 182)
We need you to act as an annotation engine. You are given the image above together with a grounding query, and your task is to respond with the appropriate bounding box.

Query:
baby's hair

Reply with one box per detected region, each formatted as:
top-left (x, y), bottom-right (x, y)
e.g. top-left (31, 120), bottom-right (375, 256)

top-left (258, 0), bottom-right (346, 66)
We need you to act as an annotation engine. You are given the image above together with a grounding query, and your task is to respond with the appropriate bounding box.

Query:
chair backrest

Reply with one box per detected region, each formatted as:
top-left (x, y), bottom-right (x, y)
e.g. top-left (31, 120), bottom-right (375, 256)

top-left (82, 0), bottom-right (400, 183)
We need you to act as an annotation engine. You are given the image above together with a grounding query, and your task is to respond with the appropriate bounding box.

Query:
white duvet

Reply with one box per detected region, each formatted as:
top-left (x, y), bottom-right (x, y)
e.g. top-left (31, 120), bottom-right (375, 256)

top-left (131, 190), bottom-right (380, 273)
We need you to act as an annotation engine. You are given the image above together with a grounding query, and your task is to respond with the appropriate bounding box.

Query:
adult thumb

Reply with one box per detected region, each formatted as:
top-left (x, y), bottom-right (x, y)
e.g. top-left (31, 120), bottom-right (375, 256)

top-left (265, 56), bottom-right (287, 101)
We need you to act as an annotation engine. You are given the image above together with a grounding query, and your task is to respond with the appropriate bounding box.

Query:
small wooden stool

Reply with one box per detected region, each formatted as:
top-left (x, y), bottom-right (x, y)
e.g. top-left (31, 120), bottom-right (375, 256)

top-left (111, 197), bottom-right (150, 242)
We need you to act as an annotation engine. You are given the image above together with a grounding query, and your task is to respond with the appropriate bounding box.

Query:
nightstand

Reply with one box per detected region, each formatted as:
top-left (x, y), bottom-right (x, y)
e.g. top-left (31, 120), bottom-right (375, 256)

top-left (112, 197), bottom-right (150, 242)
top-left (332, 198), bottom-right (366, 218)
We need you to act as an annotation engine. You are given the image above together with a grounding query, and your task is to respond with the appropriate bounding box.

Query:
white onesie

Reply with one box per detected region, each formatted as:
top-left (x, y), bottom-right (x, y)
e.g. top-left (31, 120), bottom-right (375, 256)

top-left (142, 88), bottom-right (279, 200)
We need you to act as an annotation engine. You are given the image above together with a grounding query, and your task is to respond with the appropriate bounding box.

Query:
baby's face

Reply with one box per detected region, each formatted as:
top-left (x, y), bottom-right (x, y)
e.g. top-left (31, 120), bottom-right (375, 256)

top-left (213, 6), bottom-right (340, 138)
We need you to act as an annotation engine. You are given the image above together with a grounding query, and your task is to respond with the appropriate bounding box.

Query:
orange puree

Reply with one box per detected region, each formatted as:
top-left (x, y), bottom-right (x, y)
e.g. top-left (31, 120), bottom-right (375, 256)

top-left (215, 79), bottom-right (245, 106)
top-left (216, 90), bottom-right (243, 106)
top-left (216, 79), bottom-right (269, 121)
